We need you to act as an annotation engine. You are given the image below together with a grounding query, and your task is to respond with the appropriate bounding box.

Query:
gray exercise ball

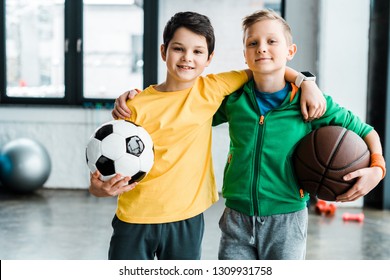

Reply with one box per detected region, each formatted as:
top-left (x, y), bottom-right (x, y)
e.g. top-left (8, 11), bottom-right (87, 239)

top-left (0, 138), bottom-right (52, 193)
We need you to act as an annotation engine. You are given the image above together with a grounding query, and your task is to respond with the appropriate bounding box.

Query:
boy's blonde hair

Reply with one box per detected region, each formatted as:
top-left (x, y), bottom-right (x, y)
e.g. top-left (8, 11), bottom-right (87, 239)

top-left (242, 9), bottom-right (293, 45)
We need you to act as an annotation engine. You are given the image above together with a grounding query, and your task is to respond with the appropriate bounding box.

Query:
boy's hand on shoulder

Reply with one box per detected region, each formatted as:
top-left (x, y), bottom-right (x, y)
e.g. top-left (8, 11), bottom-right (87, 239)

top-left (112, 89), bottom-right (141, 120)
top-left (300, 81), bottom-right (326, 121)
top-left (336, 166), bottom-right (383, 202)
top-left (89, 171), bottom-right (137, 197)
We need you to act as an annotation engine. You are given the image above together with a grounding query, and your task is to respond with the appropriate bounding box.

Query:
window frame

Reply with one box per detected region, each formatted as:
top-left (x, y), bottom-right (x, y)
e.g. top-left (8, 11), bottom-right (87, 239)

top-left (0, 0), bottom-right (158, 106)
top-left (0, 0), bottom-right (285, 106)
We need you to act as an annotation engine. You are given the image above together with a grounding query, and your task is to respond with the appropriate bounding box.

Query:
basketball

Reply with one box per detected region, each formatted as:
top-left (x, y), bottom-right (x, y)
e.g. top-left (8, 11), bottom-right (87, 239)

top-left (293, 126), bottom-right (370, 201)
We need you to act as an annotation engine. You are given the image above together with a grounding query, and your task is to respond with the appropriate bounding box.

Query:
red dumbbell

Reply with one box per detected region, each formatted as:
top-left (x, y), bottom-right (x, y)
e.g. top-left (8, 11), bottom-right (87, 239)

top-left (342, 212), bottom-right (365, 222)
top-left (315, 200), bottom-right (337, 216)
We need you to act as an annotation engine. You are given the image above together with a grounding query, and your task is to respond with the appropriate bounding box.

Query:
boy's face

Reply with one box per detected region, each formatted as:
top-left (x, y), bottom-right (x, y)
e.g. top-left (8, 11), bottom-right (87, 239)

top-left (243, 19), bottom-right (296, 76)
top-left (161, 27), bottom-right (213, 88)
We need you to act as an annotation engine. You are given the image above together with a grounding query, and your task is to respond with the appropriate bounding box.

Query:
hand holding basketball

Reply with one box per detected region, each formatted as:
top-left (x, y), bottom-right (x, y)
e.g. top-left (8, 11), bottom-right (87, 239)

top-left (293, 126), bottom-right (370, 201)
top-left (293, 126), bottom-right (385, 202)
top-left (336, 165), bottom-right (383, 202)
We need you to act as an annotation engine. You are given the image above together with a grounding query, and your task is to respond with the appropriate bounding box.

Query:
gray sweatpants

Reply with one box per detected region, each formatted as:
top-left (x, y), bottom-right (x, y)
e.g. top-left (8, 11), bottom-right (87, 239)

top-left (218, 207), bottom-right (308, 260)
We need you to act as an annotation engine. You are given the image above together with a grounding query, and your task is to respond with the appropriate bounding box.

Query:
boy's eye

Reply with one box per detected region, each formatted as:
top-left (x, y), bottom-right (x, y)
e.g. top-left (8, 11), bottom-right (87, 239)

top-left (247, 41), bottom-right (257, 47)
top-left (268, 39), bottom-right (277, 44)
top-left (173, 47), bottom-right (184, 51)
top-left (194, 50), bottom-right (204, 54)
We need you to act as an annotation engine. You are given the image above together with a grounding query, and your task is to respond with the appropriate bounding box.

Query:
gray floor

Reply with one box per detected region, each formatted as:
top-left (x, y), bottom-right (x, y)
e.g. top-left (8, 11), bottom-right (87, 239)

top-left (1, 188), bottom-right (390, 260)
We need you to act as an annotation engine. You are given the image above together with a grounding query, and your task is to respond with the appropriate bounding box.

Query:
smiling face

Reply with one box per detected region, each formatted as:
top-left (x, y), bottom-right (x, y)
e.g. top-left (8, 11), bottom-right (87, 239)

top-left (161, 27), bottom-right (214, 91)
top-left (243, 19), bottom-right (296, 77)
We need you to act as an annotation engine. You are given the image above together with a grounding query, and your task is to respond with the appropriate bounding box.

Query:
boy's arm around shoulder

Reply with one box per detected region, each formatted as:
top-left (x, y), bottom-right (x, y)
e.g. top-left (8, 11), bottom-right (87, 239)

top-left (205, 69), bottom-right (250, 101)
top-left (285, 67), bottom-right (326, 121)
top-left (112, 89), bottom-right (141, 120)
top-left (211, 70), bottom-right (251, 126)
top-left (112, 70), bottom-right (251, 121)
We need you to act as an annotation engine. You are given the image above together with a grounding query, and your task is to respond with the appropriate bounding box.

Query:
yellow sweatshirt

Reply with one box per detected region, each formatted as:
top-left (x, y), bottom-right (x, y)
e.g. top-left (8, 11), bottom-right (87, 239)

top-left (116, 70), bottom-right (248, 224)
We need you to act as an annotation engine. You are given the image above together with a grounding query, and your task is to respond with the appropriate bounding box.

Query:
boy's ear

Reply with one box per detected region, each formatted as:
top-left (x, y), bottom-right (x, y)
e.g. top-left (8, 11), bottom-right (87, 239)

top-left (160, 44), bottom-right (167, 61)
top-left (205, 51), bottom-right (215, 66)
top-left (287, 44), bottom-right (297, 61)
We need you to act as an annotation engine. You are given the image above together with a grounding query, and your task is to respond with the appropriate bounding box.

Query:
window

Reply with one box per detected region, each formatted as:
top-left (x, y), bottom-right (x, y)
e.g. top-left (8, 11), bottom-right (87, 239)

top-left (4, 0), bottom-right (65, 99)
top-left (83, 0), bottom-right (143, 99)
top-left (0, 0), bottom-right (157, 105)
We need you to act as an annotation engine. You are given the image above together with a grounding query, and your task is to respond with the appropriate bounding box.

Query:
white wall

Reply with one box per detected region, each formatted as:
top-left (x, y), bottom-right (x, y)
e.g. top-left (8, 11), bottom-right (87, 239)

top-left (285, 0), bottom-right (319, 73)
top-left (318, 0), bottom-right (370, 120)
top-left (0, 0), bottom-right (371, 196)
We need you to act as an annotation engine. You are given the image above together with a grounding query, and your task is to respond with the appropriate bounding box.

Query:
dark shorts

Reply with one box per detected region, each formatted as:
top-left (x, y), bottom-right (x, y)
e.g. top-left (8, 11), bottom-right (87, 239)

top-left (108, 213), bottom-right (204, 260)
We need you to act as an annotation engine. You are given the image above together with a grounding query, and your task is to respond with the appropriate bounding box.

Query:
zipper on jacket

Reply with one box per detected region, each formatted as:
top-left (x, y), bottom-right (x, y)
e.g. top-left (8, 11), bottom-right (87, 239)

top-left (252, 114), bottom-right (266, 216)
top-left (299, 188), bottom-right (304, 198)
top-left (249, 88), bottom-right (267, 216)
top-left (249, 85), bottom-right (298, 216)
top-left (252, 130), bottom-right (261, 216)
top-left (259, 115), bottom-right (264, 125)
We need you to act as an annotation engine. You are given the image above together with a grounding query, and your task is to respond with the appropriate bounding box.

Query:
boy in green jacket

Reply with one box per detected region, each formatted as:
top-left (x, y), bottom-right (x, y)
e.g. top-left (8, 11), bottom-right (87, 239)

top-left (212, 9), bottom-right (386, 260)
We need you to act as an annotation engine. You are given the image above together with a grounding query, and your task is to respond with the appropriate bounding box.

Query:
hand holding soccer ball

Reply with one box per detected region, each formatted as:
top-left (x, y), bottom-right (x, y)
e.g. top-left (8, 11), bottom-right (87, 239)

top-left (89, 170), bottom-right (136, 197)
top-left (86, 120), bottom-right (154, 190)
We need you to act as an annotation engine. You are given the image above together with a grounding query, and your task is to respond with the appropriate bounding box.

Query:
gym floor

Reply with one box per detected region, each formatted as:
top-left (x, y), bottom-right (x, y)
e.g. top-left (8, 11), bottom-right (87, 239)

top-left (1, 188), bottom-right (390, 260)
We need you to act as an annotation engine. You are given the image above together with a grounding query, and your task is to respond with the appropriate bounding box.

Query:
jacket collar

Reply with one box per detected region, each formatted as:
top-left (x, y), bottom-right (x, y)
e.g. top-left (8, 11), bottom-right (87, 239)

top-left (244, 80), bottom-right (299, 103)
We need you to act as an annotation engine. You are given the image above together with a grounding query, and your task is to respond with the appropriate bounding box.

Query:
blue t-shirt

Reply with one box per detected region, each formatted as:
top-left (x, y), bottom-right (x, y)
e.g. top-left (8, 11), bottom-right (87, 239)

top-left (255, 83), bottom-right (291, 115)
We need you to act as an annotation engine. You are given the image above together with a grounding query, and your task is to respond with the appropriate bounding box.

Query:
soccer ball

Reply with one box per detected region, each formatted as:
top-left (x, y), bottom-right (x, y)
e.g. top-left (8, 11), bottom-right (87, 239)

top-left (86, 120), bottom-right (154, 183)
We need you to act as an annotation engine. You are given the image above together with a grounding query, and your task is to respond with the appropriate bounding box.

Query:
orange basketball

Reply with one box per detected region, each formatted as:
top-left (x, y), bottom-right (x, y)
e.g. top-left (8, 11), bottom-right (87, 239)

top-left (293, 126), bottom-right (370, 201)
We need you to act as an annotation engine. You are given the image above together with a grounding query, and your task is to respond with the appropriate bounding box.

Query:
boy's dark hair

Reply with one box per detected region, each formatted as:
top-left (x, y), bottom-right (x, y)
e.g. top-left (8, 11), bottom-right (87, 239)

top-left (163, 11), bottom-right (215, 57)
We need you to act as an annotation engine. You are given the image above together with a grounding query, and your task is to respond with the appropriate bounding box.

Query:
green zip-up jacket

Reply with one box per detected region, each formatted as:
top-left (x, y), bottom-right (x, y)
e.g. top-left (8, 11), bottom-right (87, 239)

top-left (212, 79), bottom-right (373, 217)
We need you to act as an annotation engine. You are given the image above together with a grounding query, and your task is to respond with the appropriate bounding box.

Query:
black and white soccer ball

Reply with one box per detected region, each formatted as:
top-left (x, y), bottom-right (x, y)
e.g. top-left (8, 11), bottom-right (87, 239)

top-left (86, 120), bottom-right (154, 183)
